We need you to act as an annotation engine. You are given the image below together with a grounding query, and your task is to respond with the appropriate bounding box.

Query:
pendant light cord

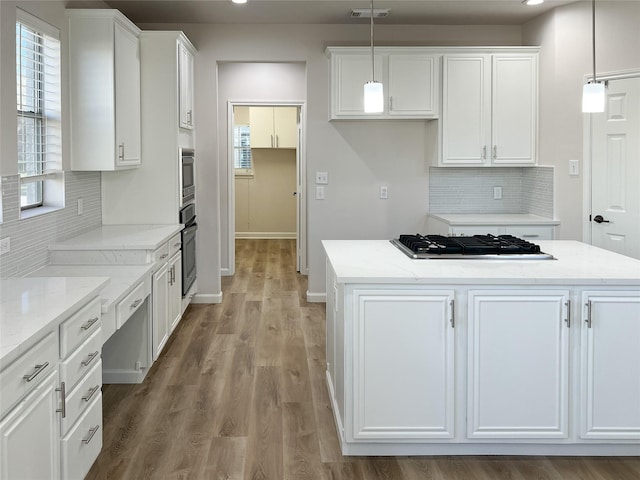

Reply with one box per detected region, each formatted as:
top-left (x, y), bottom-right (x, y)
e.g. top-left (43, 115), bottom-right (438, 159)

top-left (370, 0), bottom-right (375, 82)
top-left (591, 0), bottom-right (596, 83)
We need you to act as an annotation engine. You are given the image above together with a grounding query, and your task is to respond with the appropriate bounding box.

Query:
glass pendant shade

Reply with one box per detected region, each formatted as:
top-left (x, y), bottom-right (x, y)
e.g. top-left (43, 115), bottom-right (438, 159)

top-left (364, 81), bottom-right (384, 113)
top-left (582, 82), bottom-right (605, 113)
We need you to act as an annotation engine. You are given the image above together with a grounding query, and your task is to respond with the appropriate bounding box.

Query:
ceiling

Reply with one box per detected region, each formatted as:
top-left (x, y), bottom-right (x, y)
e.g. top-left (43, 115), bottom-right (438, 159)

top-left (70, 0), bottom-right (581, 25)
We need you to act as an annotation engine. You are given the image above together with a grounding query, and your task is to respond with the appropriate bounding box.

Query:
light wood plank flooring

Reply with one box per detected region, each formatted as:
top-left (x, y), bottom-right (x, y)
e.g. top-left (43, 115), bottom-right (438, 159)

top-left (88, 239), bottom-right (640, 479)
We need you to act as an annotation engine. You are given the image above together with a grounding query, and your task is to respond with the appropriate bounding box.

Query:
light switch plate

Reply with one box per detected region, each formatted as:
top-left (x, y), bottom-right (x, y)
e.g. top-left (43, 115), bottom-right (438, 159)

top-left (315, 186), bottom-right (325, 200)
top-left (569, 159), bottom-right (580, 176)
top-left (316, 172), bottom-right (328, 184)
top-left (493, 186), bottom-right (503, 200)
top-left (380, 186), bottom-right (388, 199)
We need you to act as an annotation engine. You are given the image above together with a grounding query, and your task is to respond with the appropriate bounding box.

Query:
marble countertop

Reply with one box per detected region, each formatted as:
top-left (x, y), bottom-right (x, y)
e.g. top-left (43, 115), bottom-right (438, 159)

top-left (28, 264), bottom-right (154, 314)
top-left (427, 213), bottom-right (560, 226)
top-left (48, 224), bottom-right (183, 251)
top-left (0, 276), bottom-right (109, 368)
top-left (323, 240), bottom-right (640, 285)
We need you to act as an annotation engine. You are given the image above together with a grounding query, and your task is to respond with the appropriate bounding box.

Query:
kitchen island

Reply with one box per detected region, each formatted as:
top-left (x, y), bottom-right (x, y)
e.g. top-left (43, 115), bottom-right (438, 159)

top-left (323, 240), bottom-right (640, 456)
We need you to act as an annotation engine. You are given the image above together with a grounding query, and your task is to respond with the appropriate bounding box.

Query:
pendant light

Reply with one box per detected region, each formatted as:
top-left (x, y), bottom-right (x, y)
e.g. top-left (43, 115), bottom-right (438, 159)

top-left (582, 0), bottom-right (605, 113)
top-left (363, 0), bottom-right (383, 113)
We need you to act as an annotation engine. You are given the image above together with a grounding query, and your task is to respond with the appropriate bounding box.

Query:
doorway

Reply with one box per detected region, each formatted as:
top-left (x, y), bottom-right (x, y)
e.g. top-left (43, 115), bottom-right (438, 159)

top-left (584, 70), bottom-right (640, 259)
top-left (227, 102), bottom-right (306, 275)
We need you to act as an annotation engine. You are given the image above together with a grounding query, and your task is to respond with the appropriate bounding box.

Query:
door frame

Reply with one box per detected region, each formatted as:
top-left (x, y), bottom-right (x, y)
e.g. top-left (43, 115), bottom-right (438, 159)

top-left (582, 68), bottom-right (640, 244)
top-left (226, 101), bottom-right (307, 276)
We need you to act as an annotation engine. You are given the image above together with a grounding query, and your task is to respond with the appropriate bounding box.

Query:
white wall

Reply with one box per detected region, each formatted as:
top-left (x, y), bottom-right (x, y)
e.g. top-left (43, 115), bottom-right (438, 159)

top-left (523, 0), bottom-right (640, 241)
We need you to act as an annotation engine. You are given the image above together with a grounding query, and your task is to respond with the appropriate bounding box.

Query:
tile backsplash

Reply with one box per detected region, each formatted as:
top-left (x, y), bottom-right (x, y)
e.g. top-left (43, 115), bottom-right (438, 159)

top-left (0, 172), bottom-right (102, 277)
top-left (429, 166), bottom-right (554, 217)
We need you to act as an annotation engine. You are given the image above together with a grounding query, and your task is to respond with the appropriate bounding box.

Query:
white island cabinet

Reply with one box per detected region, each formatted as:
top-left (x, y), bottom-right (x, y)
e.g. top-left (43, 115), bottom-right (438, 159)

top-left (324, 240), bottom-right (640, 456)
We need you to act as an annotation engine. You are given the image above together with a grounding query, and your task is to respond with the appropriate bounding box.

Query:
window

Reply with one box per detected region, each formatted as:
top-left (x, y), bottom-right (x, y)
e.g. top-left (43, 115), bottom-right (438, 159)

top-left (16, 10), bottom-right (62, 211)
top-left (233, 124), bottom-right (253, 174)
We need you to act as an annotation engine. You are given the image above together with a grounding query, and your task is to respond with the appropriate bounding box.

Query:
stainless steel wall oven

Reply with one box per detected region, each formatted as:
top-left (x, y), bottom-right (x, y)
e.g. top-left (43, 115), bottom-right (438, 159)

top-left (181, 148), bottom-right (195, 204)
top-left (179, 203), bottom-right (197, 297)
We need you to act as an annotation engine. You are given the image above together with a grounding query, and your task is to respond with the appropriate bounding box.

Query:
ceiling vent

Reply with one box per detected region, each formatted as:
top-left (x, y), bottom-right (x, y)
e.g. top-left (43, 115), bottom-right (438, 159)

top-left (350, 8), bottom-right (390, 18)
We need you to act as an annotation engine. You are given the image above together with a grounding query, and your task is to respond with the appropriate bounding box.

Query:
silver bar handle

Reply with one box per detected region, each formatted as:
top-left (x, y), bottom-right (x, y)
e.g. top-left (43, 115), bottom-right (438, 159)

top-left (172, 265), bottom-right (176, 284)
top-left (389, 96), bottom-right (393, 111)
top-left (492, 145), bottom-right (497, 159)
top-left (482, 145), bottom-right (487, 160)
top-left (187, 110), bottom-right (192, 125)
top-left (522, 234), bottom-right (540, 238)
top-left (271, 134), bottom-right (274, 148)
top-left (82, 425), bottom-right (100, 445)
top-left (81, 351), bottom-right (99, 367)
top-left (118, 142), bottom-right (124, 160)
top-left (56, 382), bottom-right (66, 418)
top-left (131, 298), bottom-right (143, 309)
top-left (82, 385), bottom-right (100, 403)
top-left (81, 317), bottom-right (99, 331)
top-left (449, 299), bottom-right (455, 328)
top-left (23, 362), bottom-right (49, 382)
top-left (585, 300), bottom-right (592, 328)
top-left (564, 300), bottom-right (571, 328)
top-left (173, 242), bottom-right (181, 248)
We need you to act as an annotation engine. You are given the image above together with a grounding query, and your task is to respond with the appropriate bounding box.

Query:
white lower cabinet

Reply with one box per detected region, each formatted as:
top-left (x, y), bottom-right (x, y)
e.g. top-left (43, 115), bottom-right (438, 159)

top-left (580, 292), bottom-right (640, 440)
top-left (0, 371), bottom-right (60, 480)
top-left (152, 262), bottom-right (170, 360)
top-left (351, 288), bottom-right (455, 440)
top-left (467, 290), bottom-right (570, 439)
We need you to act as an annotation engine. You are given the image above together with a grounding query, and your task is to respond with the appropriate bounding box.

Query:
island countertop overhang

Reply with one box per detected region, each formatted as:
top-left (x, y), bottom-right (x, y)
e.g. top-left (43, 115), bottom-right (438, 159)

top-left (323, 240), bottom-right (640, 286)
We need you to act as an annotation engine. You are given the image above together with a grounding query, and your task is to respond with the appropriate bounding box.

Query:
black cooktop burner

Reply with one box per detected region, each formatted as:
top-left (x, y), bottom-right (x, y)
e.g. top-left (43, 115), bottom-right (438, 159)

top-left (392, 234), bottom-right (554, 260)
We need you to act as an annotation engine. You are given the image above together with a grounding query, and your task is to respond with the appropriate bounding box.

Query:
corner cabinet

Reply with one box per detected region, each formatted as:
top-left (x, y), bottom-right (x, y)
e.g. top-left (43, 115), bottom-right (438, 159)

top-left (326, 47), bottom-right (440, 120)
top-left (67, 9), bottom-right (141, 171)
top-left (441, 51), bottom-right (538, 166)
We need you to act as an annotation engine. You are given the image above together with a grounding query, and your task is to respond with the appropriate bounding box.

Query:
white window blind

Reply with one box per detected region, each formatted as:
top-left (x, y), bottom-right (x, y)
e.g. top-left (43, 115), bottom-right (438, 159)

top-left (16, 10), bottom-right (61, 209)
top-left (233, 125), bottom-right (252, 170)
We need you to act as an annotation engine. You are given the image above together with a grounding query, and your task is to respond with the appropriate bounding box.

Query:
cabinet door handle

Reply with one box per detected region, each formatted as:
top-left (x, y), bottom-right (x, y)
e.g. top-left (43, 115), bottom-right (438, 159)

top-left (389, 96), bottom-right (393, 111)
top-left (492, 145), bottom-right (497, 159)
top-left (23, 362), bottom-right (49, 382)
top-left (81, 351), bottom-right (100, 367)
top-left (172, 265), bottom-right (176, 284)
top-left (131, 298), bottom-right (143, 309)
top-left (82, 385), bottom-right (100, 403)
top-left (160, 253), bottom-right (168, 260)
top-left (449, 299), bottom-right (455, 328)
top-left (564, 300), bottom-right (571, 328)
top-left (276, 135), bottom-right (279, 148)
top-left (187, 110), bottom-right (192, 125)
top-left (585, 300), bottom-right (592, 328)
top-left (82, 425), bottom-right (100, 444)
top-left (81, 317), bottom-right (99, 331)
top-left (482, 146), bottom-right (487, 160)
top-left (271, 134), bottom-right (274, 148)
top-left (56, 381), bottom-right (66, 418)
top-left (118, 142), bottom-right (124, 160)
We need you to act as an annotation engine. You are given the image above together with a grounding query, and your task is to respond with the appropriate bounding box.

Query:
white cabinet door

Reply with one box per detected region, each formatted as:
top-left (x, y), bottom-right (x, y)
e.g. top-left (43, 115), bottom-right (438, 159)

top-left (178, 42), bottom-right (194, 129)
top-left (169, 251), bottom-right (183, 333)
top-left (0, 372), bottom-right (60, 480)
top-left (467, 290), bottom-right (570, 439)
top-left (330, 53), bottom-right (383, 118)
top-left (249, 107), bottom-right (276, 148)
top-left (442, 55), bottom-right (491, 165)
top-left (388, 54), bottom-right (438, 117)
top-left (580, 292), bottom-right (640, 439)
top-left (491, 55), bottom-right (537, 165)
top-left (351, 289), bottom-right (455, 440)
top-left (152, 263), bottom-right (170, 360)
top-left (114, 22), bottom-right (141, 167)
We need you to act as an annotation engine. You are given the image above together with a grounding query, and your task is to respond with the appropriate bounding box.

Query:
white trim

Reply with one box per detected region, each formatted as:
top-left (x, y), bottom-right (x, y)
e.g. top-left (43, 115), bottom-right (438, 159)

top-left (191, 292), bottom-right (223, 304)
top-left (582, 69), bottom-right (640, 244)
top-left (235, 232), bottom-right (296, 239)
top-left (306, 291), bottom-right (327, 303)
top-left (16, 8), bottom-right (60, 39)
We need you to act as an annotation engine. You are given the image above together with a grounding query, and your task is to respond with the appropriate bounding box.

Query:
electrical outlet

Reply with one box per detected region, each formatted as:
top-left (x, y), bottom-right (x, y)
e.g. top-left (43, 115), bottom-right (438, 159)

top-left (493, 186), bottom-right (503, 200)
top-left (315, 186), bottom-right (325, 200)
top-left (0, 237), bottom-right (10, 256)
top-left (569, 159), bottom-right (580, 176)
top-left (379, 186), bottom-right (388, 199)
top-left (316, 171), bottom-right (328, 184)
top-left (77, 198), bottom-right (84, 215)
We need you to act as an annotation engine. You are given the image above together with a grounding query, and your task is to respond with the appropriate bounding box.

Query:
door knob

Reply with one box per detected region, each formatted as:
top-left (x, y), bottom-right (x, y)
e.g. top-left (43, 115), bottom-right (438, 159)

top-left (593, 215), bottom-right (610, 223)
top-left (293, 192), bottom-right (297, 196)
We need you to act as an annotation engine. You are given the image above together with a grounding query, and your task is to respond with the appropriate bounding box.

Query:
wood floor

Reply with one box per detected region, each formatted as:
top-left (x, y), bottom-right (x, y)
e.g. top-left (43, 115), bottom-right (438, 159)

top-left (88, 239), bottom-right (640, 480)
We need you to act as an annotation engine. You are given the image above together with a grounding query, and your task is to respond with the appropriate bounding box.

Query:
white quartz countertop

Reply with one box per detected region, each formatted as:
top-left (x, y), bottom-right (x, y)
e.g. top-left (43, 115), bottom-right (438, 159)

top-left (323, 240), bottom-right (640, 285)
top-left (48, 224), bottom-right (183, 251)
top-left (0, 276), bottom-right (109, 368)
top-left (427, 213), bottom-right (560, 226)
top-left (28, 264), bottom-right (153, 314)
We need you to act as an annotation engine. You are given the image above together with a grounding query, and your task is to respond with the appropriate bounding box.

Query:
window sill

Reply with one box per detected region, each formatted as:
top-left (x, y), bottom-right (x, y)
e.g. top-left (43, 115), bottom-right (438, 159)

top-left (20, 204), bottom-right (64, 220)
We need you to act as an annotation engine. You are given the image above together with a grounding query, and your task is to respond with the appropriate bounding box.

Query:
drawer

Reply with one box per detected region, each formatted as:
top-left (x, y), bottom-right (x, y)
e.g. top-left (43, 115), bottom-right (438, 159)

top-left (168, 233), bottom-right (182, 257)
top-left (61, 359), bottom-right (102, 436)
top-left (59, 296), bottom-right (101, 359)
top-left (153, 242), bottom-right (169, 265)
top-left (116, 281), bottom-right (147, 329)
top-left (60, 329), bottom-right (102, 392)
top-left (0, 332), bottom-right (57, 419)
top-left (506, 225), bottom-right (555, 240)
top-left (61, 392), bottom-right (102, 480)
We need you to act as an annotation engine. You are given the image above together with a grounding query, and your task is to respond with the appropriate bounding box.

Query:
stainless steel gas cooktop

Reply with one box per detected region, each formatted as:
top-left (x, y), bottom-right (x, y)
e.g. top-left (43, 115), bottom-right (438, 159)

top-left (391, 234), bottom-right (555, 260)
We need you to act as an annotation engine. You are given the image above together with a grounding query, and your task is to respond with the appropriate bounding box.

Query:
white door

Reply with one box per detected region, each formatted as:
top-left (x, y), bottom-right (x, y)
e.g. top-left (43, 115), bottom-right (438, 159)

top-left (590, 76), bottom-right (640, 259)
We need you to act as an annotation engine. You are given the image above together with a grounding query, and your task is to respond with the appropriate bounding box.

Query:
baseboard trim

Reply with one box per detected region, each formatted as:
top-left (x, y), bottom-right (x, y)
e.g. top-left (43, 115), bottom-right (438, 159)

top-left (306, 291), bottom-right (326, 303)
top-left (192, 292), bottom-right (223, 304)
top-left (235, 232), bottom-right (296, 239)
top-left (103, 368), bottom-right (148, 384)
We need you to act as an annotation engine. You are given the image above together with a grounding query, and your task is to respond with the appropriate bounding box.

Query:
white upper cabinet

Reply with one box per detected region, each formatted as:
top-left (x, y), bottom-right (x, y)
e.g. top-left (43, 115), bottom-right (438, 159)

top-left (68, 10), bottom-right (141, 171)
top-left (326, 47), bottom-right (440, 120)
top-left (249, 106), bottom-right (297, 148)
top-left (441, 51), bottom-right (538, 166)
top-left (178, 42), bottom-right (195, 129)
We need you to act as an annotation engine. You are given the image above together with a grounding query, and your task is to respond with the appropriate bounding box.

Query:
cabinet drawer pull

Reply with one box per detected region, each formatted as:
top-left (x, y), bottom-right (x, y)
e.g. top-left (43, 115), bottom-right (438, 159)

top-left (131, 298), bottom-right (143, 309)
top-left (118, 142), bottom-right (124, 160)
top-left (82, 385), bottom-right (100, 402)
top-left (81, 351), bottom-right (100, 367)
top-left (23, 362), bottom-right (49, 382)
top-left (82, 425), bottom-right (100, 445)
top-left (160, 253), bottom-right (168, 260)
top-left (56, 382), bottom-right (66, 418)
top-left (81, 317), bottom-right (100, 331)
top-left (174, 242), bottom-right (181, 248)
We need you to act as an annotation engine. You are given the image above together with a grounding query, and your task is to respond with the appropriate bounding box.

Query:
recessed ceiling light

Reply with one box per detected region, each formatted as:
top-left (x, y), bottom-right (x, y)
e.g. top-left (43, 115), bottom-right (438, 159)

top-left (232, 0), bottom-right (247, 4)
top-left (523, 0), bottom-right (544, 5)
